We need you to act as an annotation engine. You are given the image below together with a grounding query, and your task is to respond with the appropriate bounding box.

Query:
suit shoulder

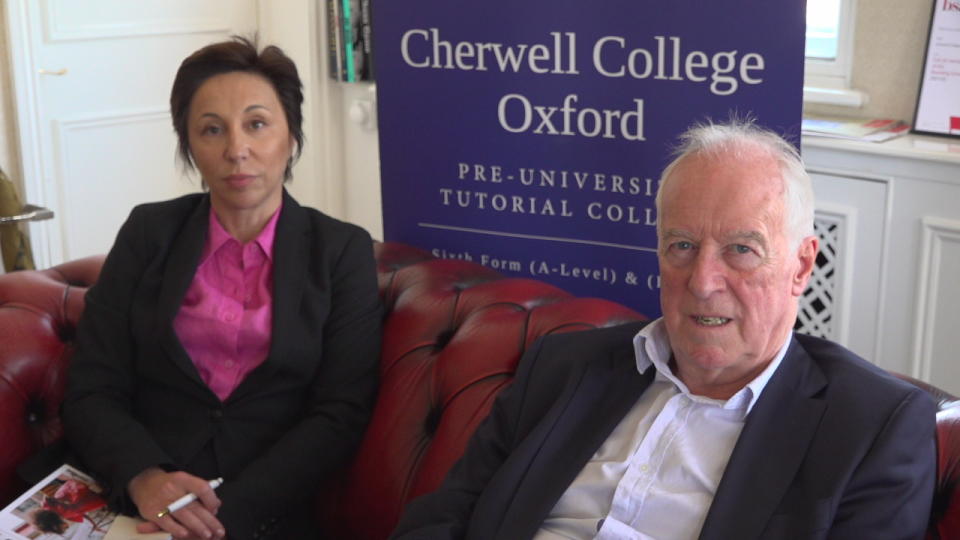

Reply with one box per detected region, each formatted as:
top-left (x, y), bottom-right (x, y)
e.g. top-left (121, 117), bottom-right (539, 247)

top-left (508, 322), bottom-right (648, 429)
top-left (538, 321), bottom-right (647, 352)
top-left (123, 193), bottom-right (206, 239)
top-left (298, 204), bottom-right (374, 245)
top-left (528, 321), bottom-right (648, 376)
top-left (115, 193), bottom-right (205, 246)
top-left (795, 333), bottom-right (933, 410)
top-left (128, 193), bottom-right (205, 219)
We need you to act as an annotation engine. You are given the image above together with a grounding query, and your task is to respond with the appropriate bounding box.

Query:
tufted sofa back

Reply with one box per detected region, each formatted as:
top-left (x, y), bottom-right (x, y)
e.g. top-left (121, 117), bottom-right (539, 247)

top-left (319, 243), bottom-right (645, 539)
top-left (1, 243), bottom-right (959, 539)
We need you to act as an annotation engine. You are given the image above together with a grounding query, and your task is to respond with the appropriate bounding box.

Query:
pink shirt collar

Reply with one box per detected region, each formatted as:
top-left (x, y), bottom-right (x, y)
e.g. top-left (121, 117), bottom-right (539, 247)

top-left (204, 201), bottom-right (283, 262)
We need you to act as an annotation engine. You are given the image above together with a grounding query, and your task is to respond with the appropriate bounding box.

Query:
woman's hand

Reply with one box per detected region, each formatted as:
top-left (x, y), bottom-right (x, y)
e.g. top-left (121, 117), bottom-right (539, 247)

top-left (128, 467), bottom-right (225, 540)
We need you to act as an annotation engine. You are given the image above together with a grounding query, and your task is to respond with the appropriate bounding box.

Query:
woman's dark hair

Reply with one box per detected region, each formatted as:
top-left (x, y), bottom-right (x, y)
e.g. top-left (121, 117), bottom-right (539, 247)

top-left (169, 35), bottom-right (304, 181)
top-left (32, 509), bottom-right (68, 533)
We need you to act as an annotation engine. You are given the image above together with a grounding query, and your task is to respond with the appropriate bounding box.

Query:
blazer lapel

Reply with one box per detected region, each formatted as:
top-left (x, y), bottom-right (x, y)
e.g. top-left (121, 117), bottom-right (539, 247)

top-left (699, 337), bottom-right (827, 540)
top-left (228, 190), bottom-right (309, 399)
top-left (497, 341), bottom-right (655, 538)
top-left (157, 195), bottom-right (210, 387)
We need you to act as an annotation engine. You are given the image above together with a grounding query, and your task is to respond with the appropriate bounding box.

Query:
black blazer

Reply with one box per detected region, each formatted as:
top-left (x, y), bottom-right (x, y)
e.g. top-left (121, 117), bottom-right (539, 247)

top-left (62, 191), bottom-right (381, 538)
top-left (393, 322), bottom-right (937, 540)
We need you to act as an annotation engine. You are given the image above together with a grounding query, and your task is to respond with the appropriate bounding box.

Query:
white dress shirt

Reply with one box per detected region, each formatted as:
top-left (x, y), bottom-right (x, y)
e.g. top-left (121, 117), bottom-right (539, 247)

top-left (534, 319), bottom-right (791, 540)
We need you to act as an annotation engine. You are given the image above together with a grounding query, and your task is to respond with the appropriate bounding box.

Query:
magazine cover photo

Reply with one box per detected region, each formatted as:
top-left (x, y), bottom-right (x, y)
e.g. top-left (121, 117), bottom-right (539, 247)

top-left (0, 465), bottom-right (113, 540)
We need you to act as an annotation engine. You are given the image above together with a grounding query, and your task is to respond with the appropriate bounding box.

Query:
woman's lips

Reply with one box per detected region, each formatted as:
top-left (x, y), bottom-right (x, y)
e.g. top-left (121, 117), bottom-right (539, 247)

top-left (224, 174), bottom-right (256, 187)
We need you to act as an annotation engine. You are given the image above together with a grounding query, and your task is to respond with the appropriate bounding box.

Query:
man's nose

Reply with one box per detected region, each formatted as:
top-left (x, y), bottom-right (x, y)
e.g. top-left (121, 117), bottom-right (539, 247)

top-left (686, 252), bottom-right (726, 299)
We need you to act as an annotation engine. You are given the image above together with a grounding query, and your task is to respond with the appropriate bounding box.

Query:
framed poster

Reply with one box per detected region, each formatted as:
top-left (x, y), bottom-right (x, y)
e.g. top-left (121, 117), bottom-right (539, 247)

top-left (913, 0), bottom-right (960, 138)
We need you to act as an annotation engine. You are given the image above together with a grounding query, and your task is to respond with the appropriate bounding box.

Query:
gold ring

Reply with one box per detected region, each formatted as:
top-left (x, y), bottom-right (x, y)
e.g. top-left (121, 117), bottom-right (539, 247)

top-left (157, 510), bottom-right (169, 519)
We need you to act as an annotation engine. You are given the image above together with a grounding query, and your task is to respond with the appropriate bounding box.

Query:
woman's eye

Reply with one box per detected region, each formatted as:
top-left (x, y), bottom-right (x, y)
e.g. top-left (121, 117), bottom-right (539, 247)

top-left (201, 125), bottom-right (221, 135)
top-left (250, 119), bottom-right (266, 129)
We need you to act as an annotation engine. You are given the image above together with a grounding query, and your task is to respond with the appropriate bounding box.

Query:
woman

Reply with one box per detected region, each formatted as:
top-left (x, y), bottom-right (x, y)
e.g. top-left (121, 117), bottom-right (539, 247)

top-left (61, 37), bottom-right (381, 540)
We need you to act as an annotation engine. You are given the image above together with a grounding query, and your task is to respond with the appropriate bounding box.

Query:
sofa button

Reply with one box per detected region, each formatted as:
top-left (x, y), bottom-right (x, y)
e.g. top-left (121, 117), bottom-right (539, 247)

top-left (210, 409), bottom-right (223, 421)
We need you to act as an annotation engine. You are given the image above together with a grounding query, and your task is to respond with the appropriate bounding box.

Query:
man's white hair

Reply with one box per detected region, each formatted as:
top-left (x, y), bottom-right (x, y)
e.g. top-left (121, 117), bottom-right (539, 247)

top-left (655, 117), bottom-right (815, 251)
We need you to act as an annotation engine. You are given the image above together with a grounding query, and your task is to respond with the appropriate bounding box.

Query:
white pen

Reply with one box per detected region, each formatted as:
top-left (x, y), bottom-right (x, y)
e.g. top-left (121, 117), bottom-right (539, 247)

top-left (156, 477), bottom-right (223, 519)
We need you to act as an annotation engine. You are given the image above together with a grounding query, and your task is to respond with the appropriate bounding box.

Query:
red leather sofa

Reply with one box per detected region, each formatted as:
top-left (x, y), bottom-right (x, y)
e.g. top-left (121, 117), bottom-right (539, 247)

top-left (1, 242), bottom-right (958, 538)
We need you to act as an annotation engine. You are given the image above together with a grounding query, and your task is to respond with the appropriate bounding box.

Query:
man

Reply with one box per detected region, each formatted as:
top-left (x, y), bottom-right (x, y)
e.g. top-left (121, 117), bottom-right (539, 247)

top-left (391, 119), bottom-right (936, 539)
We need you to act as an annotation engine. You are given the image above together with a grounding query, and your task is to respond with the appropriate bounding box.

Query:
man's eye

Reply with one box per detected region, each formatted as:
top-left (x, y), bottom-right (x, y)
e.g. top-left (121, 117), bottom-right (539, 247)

top-left (733, 244), bottom-right (752, 254)
top-left (675, 241), bottom-right (693, 250)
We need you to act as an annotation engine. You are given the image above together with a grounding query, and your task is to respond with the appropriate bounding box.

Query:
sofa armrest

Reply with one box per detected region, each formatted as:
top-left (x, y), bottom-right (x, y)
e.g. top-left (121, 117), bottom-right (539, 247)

top-left (0, 256), bottom-right (103, 505)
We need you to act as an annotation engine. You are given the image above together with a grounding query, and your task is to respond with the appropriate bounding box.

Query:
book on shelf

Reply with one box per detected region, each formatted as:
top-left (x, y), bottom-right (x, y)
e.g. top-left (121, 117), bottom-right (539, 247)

top-left (327, 0), bottom-right (374, 82)
top-left (802, 116), bottom-right (910, 143)
top-left (326, 0), bottom-right (344, 81)
top-left (341, 0), bottom-right (355, 82)
top-left (358, 0), bottom-right (374, 81)
top-left (0, 464), bottom-right (168, 540)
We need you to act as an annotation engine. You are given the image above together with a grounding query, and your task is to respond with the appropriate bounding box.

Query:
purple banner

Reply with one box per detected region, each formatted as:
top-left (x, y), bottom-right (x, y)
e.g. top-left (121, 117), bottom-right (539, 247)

top-left (374, 1), bottom-right (806, 316)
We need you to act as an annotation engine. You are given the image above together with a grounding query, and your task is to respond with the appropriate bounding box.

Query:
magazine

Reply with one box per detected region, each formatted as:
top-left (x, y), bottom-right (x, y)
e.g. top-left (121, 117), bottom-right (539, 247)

top-left (801, 115), bottom-right (909, 142)
top-left (0, 465), bottom-right (168, 540)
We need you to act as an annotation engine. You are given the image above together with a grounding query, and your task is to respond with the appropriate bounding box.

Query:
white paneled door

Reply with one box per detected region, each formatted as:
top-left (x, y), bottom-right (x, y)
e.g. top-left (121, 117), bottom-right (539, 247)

top-left (6, 0), bottom-right (258, 264)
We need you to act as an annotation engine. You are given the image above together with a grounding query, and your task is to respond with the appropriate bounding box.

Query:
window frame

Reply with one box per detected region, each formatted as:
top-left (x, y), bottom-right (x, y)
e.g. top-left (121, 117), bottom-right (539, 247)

top-left (803, 0), bottom-right (866, 107)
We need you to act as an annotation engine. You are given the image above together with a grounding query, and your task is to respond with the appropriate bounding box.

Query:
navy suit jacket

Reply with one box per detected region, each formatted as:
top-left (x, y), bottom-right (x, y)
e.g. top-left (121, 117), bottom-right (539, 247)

top-left (393, 322), bottom-right (936, 540)
top-left (61, 191), bottom-right (381, 538)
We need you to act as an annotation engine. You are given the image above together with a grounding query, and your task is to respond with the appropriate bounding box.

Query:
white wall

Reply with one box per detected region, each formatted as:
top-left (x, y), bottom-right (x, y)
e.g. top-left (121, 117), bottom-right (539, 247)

top-left (257, 0), bottom-right (326, 214)
top-left (260, 0), bottom-right (381, 239)
top-left (338, 82), bottom-right (382, 239)
top-left (0, 0), bottom-right (356, 227)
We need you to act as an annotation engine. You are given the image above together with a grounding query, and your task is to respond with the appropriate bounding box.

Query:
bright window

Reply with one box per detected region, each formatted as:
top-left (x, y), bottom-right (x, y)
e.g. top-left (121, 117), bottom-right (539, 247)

top-left (804, 0), bottom-right (864, 106)
top-left (806, 0), bottom-right (842, 60)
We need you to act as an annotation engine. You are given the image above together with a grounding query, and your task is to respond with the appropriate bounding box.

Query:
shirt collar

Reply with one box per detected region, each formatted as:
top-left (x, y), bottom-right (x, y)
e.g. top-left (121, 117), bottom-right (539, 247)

top-left (633, 318), bottom-right (792, 414)
top-left (203, 201), bottom-right (283, 262)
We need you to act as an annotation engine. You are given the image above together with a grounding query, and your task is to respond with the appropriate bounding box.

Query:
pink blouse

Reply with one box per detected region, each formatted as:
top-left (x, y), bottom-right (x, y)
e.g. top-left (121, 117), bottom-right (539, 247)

top-left (173, 204), bottom-right (281, 401)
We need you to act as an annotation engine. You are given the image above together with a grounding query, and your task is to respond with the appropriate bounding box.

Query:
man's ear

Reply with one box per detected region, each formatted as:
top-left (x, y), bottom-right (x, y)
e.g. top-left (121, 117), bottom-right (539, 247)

top-left (791, 235), bottom-right (819, 297)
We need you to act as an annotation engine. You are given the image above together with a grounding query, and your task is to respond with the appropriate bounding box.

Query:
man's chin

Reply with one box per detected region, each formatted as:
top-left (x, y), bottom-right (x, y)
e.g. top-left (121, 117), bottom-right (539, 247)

top-left (676, 345), bottom-right (738, 372)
